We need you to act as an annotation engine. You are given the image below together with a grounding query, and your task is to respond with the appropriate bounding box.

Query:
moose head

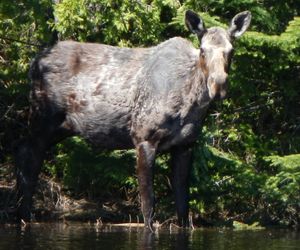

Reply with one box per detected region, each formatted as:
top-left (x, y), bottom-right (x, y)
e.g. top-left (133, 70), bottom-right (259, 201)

top-left (185, 10), bottom-right (251, 100)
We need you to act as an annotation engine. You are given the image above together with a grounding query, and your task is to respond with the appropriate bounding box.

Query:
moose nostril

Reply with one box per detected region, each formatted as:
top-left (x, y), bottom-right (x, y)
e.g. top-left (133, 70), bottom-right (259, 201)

top-left (214, 91), bottom-right (221, 100)
top-left (208, 74), bottom-right (228, 100)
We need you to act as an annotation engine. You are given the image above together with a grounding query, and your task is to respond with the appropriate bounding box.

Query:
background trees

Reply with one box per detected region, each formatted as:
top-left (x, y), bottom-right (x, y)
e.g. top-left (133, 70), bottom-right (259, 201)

top-left (1, 0), bottom-right (299, 227)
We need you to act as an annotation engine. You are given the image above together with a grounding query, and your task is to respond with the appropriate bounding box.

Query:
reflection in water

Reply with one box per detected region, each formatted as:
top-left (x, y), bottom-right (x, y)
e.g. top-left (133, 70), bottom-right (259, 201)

top-left (137, 230), bottom-right (155, 249)
top-left (136, 228), bottom-right (190, 250)
top-left (0, 223), bottom-right (299, 250)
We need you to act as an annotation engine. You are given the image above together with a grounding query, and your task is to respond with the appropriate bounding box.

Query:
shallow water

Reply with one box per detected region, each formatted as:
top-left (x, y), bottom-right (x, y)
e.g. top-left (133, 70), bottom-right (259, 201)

top-left (0, 222), bottom-right (299, 250)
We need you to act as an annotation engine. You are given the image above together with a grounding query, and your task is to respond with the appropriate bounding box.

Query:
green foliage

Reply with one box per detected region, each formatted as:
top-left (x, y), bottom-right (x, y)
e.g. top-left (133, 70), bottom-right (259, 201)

top-left (52, 0), bottom-right (180, 46)
top-left (44, 137), bottom-right (137, 199)
top-left (190, 143), bottom-right (263, 221)
top-left (182, 0), bottom-right (300, 34)
top-left (0, 0), bottom-right (54, 161)
top-left (190, 142), bottom-right (300, 226)
top-left (259, 154), bottom-right (300, 226)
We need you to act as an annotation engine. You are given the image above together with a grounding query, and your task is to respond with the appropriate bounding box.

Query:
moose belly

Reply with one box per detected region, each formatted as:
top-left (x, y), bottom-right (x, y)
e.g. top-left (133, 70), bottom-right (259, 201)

top-left (66, 108), bottom-right (134, 150)
top-left (158, 123), bottom-right (199, 151)
top-left (85, 127), bottom-right (134, 150)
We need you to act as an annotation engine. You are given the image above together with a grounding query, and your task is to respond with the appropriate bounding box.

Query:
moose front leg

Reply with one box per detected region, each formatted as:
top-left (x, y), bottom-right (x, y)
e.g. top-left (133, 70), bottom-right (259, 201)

top-left (136, 141), bottom-right (156, 230)
top-left (171, 146), bottom-right (193, 227)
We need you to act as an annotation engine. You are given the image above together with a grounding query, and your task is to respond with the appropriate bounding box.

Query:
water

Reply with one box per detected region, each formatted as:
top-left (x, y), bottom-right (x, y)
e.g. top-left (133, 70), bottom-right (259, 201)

top-left (0, 222), bottom-right (299, 250)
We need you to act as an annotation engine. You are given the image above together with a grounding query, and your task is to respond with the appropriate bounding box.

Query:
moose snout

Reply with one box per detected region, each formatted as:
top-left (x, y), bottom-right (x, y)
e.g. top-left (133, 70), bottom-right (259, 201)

top-left (207, 74), bottom-right (228, 100)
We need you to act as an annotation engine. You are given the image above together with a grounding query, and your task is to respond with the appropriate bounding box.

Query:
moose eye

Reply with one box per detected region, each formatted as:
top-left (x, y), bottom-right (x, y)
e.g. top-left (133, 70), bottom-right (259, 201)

top-left (200, 48), bottom-right (205, 58)
top-left (224, 49), bottom-right (234, 63)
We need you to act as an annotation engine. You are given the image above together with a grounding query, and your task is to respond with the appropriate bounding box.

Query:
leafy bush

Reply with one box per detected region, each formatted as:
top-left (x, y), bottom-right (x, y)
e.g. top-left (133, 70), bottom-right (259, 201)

top-left (260, 154), bottom-right (300, 226)
top-left (44, 137), bottom-right (137, 199)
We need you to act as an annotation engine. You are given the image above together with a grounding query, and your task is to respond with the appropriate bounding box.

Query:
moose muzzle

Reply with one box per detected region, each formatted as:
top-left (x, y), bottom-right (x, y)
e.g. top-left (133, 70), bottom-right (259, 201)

top-left (207, 73), bottom-right (228, 100)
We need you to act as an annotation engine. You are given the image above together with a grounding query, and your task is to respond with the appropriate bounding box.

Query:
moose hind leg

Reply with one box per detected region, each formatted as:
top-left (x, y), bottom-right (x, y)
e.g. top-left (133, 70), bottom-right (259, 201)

top-left (15, 113), bottom-right (72, 221)
top-left (171, 146), bottom-right (193, 227)
top-left (15, 137), bottom-right (47, 221)
top-left (136, 141), bottom-right (156, 230)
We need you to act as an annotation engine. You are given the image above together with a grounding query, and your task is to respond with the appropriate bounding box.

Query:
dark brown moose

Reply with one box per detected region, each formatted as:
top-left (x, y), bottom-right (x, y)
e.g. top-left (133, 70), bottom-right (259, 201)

top-left (15, 10), bottom-right (251, 230)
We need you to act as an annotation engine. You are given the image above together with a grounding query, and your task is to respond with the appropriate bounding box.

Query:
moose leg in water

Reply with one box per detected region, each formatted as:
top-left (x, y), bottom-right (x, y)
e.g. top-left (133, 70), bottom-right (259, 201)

top-left (136, 141), bottom-right (156, 229)
top-left (171, 146), bottom-right (193, 227)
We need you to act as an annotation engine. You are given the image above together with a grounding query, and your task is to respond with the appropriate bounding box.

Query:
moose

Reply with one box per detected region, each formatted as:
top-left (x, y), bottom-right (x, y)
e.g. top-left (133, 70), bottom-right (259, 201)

top-left (15, 10), bottom-right (251, 229)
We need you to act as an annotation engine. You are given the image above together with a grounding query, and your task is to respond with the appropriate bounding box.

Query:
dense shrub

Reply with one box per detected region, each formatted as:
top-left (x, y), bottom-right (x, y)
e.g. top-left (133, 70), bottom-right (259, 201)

top-left (1, 0), bottom-right (299, 227)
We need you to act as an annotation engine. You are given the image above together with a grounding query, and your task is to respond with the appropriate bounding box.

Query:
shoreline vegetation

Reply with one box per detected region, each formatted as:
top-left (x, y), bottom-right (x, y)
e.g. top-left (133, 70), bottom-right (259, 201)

top-left (0, 163), bottom-right (295, 230)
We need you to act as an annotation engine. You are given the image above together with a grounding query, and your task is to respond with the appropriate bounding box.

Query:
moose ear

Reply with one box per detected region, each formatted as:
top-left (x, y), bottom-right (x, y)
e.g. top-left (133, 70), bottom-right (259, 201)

top-left (228, 11), bottom-right (251, 38)
top-left (185, 10), bottom-right (206, 37)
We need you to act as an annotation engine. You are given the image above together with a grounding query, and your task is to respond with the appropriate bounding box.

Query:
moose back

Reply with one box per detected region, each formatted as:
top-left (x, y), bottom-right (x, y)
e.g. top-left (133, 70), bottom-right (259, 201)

top-left (15, 10), bottom-right (251, 229)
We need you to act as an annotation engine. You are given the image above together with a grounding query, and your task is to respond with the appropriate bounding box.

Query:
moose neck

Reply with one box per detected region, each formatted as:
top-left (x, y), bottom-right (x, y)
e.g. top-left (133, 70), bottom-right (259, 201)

top-left (172, 52), bottom-right (211, 127)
